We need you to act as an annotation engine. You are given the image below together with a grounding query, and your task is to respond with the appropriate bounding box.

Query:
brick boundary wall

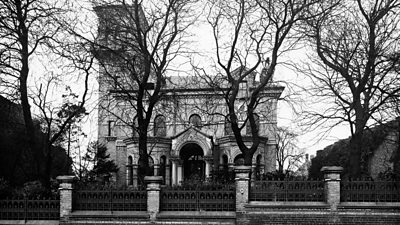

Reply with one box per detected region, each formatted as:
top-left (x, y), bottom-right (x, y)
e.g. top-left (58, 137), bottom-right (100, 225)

top-left (3, 167), bottom-right (397, 225)
top-left (236, 166), bottom-right (400, 225)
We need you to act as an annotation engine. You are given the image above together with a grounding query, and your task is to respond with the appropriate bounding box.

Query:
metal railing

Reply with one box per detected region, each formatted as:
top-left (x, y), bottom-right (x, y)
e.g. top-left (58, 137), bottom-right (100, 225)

top-left (250, 179), bottom-right (325, 201)
top-left (0, 195), bottom-right (59, 220)
top-left (73, 187), bottom-right (147, 211)
top-left (341, 179), bottom-right (400, 202)
top-left (160, 184), bottom-right (235, 211)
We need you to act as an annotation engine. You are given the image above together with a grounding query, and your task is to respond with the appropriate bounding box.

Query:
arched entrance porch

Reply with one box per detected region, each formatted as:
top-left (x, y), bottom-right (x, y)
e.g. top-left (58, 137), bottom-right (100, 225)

top-left (170, 142), bottom-right (212, 185)
top-left (180, 143), bottom-right (205, 182)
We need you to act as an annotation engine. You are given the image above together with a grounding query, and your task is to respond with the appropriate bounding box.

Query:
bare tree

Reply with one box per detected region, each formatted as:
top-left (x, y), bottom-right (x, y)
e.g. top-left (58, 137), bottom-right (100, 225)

top-left (0, 0), bottom-right (61, 182)
top-left (194, 0), bottom-right (320, 165)
top-left (0, 0), bottom-right (94, 187)
top-left (300, 0), bottom-right (400, 176)
top-left (275, 127), bottom-right (304, 176)
top-left (89, 0), bottom-right (196, 174)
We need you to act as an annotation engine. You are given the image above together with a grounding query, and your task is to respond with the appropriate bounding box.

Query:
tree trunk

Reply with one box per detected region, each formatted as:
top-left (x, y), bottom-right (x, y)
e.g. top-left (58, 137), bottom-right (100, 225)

top-left (138, 129), bottom-right (150, 175)
top-left (348, 131), bottom-right (363, 177)
top-left (17, 1), bottom-right (43, 182)
top-left (20, 49), bottom-right (42, 180)
top-left (244, 151), bottom-right (253, 166)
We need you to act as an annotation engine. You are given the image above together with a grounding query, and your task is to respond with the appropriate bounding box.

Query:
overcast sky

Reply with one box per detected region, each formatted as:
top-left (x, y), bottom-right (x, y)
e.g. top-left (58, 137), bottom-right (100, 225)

top-left (25, 0), bottom-right (352, 158)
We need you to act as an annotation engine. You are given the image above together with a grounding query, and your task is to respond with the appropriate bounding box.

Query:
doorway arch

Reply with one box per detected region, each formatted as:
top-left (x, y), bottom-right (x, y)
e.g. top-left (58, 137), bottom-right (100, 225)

top-left (179, 143), bottom-right (205, 181)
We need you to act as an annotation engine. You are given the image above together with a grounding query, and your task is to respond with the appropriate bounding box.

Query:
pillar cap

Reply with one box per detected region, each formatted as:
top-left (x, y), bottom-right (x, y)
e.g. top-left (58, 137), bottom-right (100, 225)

top-left (321, 166), bottom-right (343, 173)
top-left (234, 165), bottom-right (252, 173)
top-left (144, 176), bottom-right (163, 184)
top-left (56, 175), bottom-right (76, 183)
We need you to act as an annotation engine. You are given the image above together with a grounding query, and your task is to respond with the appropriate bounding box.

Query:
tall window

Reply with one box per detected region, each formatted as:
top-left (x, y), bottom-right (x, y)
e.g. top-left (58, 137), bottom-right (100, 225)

top-left (154, 115), bottom-right (166, 137)
top-left (246, 114), bottom-right (260, 135)
top-left (189, 114), bottom-right (202, 128)
top-left (108, 120), bottom-right (115, 136)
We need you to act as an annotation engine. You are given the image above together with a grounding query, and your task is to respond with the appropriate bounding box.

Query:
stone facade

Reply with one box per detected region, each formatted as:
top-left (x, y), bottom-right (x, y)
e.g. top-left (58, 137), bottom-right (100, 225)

top-left (98, 76), bottom-right (283, 187)
top-left (95, 5), bottom-right (284, 187)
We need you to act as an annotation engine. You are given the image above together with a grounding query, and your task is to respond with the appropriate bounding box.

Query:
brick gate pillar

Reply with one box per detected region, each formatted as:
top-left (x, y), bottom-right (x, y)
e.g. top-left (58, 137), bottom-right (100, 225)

top-left (145, 176), bottom-right (163, 220)
top-left (235, 166), bottom-right (251, 212)
top-left (321, 166), bottom-right (343, 210)
top-left (56, 175), bottom-right (75, 221)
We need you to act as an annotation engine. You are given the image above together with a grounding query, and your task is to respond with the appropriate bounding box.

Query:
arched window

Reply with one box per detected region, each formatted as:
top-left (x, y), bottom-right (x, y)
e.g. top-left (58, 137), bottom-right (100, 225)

top-left (189, 114), bottom-right (202, 128)
top-left (127, 156), bottom-right (133, 186)
top-left (246, 113), bottom-right (260, 135)
top-left (154, 115), bottom-right (166, 137)
top-left (256, 154), bottom-right (262, 180)
top-left (225, 117), bottom-right (233, 135)
top-left (234, 154), bottom-right (245, 166)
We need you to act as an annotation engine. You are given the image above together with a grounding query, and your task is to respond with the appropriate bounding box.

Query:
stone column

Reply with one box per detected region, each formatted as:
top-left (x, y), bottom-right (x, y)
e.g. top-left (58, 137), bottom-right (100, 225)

top-left (177, 163), bottom-right (183, 184)
top-left (205, 161), bottom-right (211, 178)
top-left (165, 164), bottom-right (171, 186)
top-left (234, 166), bottom-right (251, 212)
top-left (171, 161), bottom-right (177, 185)
top-left (132, 164), bottom-right (138, 188)
top-left (228, 163), bottom-right (234, 172)
top-left (251, 164), bottom-right (257, 181)
top-left (116, 141), bottom-right (127, 187)
top-left (219, 156), bottom-right (224, 171)
top-left (321, 166), bottom-right (343, 210)
top-left (154, 164), bottom-right (160, 176)
top-left (204, 156), bottom-right (213, 179)
top-left (144, 176), bottom-right (163, 220)
top-left (56, 176), bottom-right (75, 221)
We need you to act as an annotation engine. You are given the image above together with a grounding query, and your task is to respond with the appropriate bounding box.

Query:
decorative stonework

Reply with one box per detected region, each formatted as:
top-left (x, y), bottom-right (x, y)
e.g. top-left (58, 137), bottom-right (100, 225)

top-left (170, 156), bottom-right (180, 163)
top-left (123, 136), bottom-right (172, 145)
top-left (171, 127), bottom-right (213, 157)
top-left (105, 136), bottom-right (117, 142)
top-left (204, 155), bottom-right (214, 163)
top-left (217, 135), bottom-right (268, 145)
